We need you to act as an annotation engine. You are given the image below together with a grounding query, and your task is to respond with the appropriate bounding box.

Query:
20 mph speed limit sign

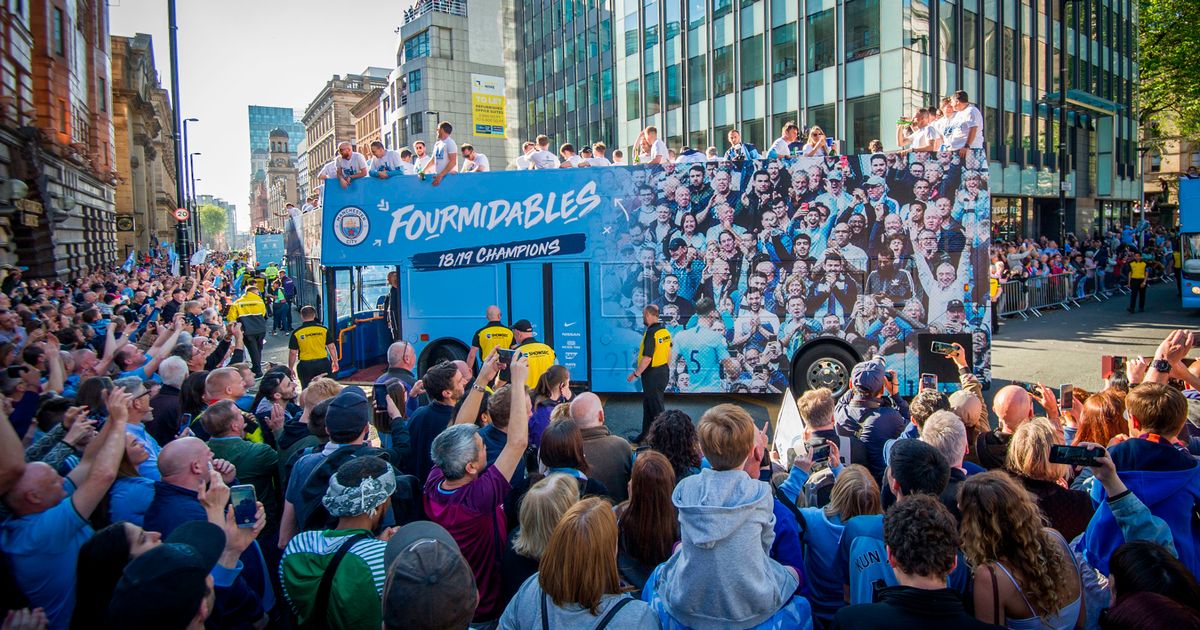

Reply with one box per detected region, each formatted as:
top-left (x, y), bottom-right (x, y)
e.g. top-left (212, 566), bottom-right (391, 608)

top-left (174, 207), bottom-right (189, 222)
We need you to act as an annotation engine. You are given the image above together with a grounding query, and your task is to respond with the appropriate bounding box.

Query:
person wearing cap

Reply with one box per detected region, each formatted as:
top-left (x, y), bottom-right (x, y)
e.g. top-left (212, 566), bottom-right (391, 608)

top-left (814, 168), bottom-right (856, 218)
top-left (424, 355), bottom-right (530, 624)
top-left (106, 521), bottom-right (224, 630)
top-left (281, 456), bottom-right (400, 629)
top-left (627, 305), bottom-right (672, 443)
top-left (280, 386), bottom-right (375, 547)
top-left (382, 521), bottom-right (479, 630)
top-left (835, 359), bottom-right (910, 482)
top-left (226, 284), bottom-right (268, 377)
top-left (510, 319), bottom-right (556, 390)
top-left (849, 175), bottom-right (899, 232)
top-left (466, 305), bottom-right (513, 375)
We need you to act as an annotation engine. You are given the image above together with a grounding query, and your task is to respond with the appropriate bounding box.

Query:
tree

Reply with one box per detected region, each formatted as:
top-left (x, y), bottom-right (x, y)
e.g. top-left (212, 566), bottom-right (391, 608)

top-left (1139, 0), bottom-right (1200, 148)
top-left (198, 204), bottom-right (227, 246)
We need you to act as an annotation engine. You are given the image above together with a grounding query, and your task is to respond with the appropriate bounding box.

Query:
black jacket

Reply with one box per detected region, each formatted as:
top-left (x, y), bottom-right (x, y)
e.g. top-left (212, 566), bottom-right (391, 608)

top-left (831, 586), bottom-right (1003, 630)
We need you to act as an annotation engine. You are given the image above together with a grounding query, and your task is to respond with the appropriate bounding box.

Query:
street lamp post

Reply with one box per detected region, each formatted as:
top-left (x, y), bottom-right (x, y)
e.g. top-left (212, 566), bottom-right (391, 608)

top-left (168, 0), bottom-right (188, 273)
top-left (181, 117), bottom-right (198, 257)
top-left (1057, 0), bottom-right (1074, 245)
top-left (188, 152), bottom-right (201, 247)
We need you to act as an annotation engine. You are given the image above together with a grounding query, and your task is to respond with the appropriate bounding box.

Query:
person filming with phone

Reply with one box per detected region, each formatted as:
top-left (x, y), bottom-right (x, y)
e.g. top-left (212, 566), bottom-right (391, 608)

top-left (835, 358), bottom-right (910, 483)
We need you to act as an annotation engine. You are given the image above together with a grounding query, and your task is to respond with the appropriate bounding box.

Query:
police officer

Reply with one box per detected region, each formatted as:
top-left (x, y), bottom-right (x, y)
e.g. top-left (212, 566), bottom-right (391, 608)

top-left (629, 305), bottom-right (672, 441)
top-left (467, 305), bottom-right (513, 374)
top-left (288, 305), bottom-right (339, 387)
top-left (511, 319), bottom-right (556, 389)
top-left (228, 284), bottom-right (269, 376)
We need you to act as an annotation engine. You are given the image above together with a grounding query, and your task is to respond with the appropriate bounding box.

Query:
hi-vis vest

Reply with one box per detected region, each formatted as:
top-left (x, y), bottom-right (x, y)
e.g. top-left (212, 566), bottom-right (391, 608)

top-left (639, 323), bottom-right (672, 368)
top-left (517, 339), bottom-right (556, 389)
top-left (472, 322), bottom-right (513, 361)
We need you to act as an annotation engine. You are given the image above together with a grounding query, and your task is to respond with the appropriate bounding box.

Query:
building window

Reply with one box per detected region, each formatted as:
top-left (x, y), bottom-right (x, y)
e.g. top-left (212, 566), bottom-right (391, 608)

top-left (938, 0), bottom-right (957, 62)
top-left (740, 33), bottom-right (763, 89)
top-left (847, 95), bottom-right (880, 154)
top-left (98, 77), bottom-right (107, 112)
top-left (687, 54), bottom-right (707, 104)
top-left (645, 71), bottom-right (661, 115)
top-left (1149, 152), bottom-right (1160, 173)
top-left (983, 18), bottom-right (996, 75)
top-left (713, 0), bottom-right (732, 18)
top-left (845, 0), bottom-right (880, 61)
top-left (963, 9), bottom-right (977, 70)
top-left (1192, 151), bottom-right (1200, 168)
top-left (53, 7), bottom-right (65, 55)
top-left (404, 31), bottom-right (430, 62)
top-left (1002, 27), bottom-right (1015, 81)
top-left (771, 23), bottom-right (797, 80)
top-left (408, 70), bottom-right (422, 92)
top-left (410, 114), bottom-right (423, 135)
top-left (666, 64), bottom-right (682, 110)
top-left (807, 103), bottom-right (836, 141)
top-left (713, 44), bottom-right (734, 96)
top-left (626, 79), bottom-right (641, 120)
top-left (806, 8), bottom-right (835, 71)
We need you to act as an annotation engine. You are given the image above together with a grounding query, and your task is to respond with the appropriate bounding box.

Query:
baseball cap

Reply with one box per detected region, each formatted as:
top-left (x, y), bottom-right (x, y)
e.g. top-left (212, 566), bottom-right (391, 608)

top-left (865, 175), bottom-right (887, 187)
top-left (382, 521), bottom-right (477, 630)
top-left (325, 386), bottom-right (371, 439)
top-left (826, 170), bottom-right (844, 181)
top-left (511, 319), bottom-right (533, 333)
top-left (668, 237), bottom-right (687, 251)
top-left (851, 358), bottom-right (888, 393)
top-left (947, 299), bottom-right (965, 311)
top-left (107, 521), bottom-right (225, 629)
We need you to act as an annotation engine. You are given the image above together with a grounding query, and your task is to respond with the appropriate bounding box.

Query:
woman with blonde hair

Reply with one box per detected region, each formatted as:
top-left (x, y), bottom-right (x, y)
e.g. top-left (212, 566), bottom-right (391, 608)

top-left (801, 125), bottom-right (831, 157)
top-left (798, 464), bottom-right (882, 625)
top-left (1005, 418), bottom-right (1094, 541)
top-left (500, 473), bottom-right (580, 605)
top-left (499, 497), bottom-right (659, 628)
top-left (959, 471), bottom-right (1084, 629)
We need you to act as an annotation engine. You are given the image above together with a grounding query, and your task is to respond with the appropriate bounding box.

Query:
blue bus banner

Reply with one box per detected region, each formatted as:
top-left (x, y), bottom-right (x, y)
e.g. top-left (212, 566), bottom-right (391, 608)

top-left (254, 233), bottom-right (285, 270)
top-left (321, 150), bottom-right (992, 395)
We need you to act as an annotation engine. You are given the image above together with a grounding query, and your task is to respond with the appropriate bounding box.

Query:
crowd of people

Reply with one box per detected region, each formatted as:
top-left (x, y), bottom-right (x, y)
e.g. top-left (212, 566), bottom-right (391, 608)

top-left (0, 238), bottom-right (1198, 630)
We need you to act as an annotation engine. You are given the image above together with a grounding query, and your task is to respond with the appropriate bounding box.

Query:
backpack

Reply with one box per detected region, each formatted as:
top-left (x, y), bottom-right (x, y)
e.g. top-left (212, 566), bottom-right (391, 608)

top-left (801, 466), bottom-right (837, 509)
top-left (294, 445), bottom-right (423, 532)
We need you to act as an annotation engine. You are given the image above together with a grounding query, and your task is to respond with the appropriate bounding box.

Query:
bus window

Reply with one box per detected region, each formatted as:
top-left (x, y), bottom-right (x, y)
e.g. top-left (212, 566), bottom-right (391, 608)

top-left (359, 265), bottom-right (393, 311)
top-left (1183, 234), bottom-right (1200, 277)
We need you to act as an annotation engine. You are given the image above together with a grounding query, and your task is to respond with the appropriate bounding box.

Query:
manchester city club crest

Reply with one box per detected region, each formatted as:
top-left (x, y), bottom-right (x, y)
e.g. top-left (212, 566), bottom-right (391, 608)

top-left (334, 206), bottom-right (369, 246)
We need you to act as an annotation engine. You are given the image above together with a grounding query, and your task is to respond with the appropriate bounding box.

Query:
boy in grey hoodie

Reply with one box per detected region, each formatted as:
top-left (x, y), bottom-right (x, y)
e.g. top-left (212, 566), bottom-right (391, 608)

top-left (644, 404), bottom-right (805, 630)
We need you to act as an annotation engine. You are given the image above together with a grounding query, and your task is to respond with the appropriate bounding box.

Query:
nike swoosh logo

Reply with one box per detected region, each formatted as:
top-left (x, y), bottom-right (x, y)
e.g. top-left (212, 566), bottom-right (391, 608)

top-left (563, 322), bottom-right (576, 328)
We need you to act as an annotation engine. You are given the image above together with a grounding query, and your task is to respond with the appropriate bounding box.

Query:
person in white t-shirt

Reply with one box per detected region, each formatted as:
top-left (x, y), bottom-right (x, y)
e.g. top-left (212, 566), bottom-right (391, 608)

top-left (529, 134), bottom-right (561, 169)
top-left (952, 90), bottom-right (985, 152)
top-left (460, 143), bottom-right (490, 172)
top-left (612, 149), bottom-right (625, 165)
top-left (588, 142), bottom-right (612, 167)
top-left (514, 141), bottom-right (536, 170)
top-left (318, 141), bottom-right (368, 188)
top-left (638, 126), bottom-right (671, 164)
top-left (412, 140), bottom-right (433, 174)
top-left (932, 97), bottom-right (959, 150)
top-left (768, 121), bottom-right (801, 158)
top-left (395, 148), bottom-right (418, 175)
top-left (896, 108), bottom-right (942, 153)
top-left (368, 141), bottom-right (406, 178)
top-left (422, 121), bottom-right (458, 186)
top-left (559, 143), bottom-right (587, 167)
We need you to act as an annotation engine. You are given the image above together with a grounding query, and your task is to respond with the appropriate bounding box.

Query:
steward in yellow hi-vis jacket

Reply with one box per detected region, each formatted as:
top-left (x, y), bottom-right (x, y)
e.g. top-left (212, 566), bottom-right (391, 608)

top-left (510, 319), bottom-right (556, 389)
top-left (629, 305), bottom-right (672, 440)
top-left (228, 285), bottom-right (269, 376)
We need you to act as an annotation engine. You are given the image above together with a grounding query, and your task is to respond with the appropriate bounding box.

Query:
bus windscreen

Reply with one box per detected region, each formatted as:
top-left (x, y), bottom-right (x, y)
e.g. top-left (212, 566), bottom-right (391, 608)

top-left (321, 149), bottom-right (991, 395)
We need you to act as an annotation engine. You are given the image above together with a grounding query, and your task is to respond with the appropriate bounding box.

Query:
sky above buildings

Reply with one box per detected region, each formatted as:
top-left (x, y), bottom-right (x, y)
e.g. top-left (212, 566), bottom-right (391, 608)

top-left (109, 0), bottom-right (402, 230)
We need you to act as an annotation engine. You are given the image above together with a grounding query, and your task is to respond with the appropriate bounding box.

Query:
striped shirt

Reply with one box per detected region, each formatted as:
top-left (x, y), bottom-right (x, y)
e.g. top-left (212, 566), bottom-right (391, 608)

top-left (280, 529), bottom-right (387, 629)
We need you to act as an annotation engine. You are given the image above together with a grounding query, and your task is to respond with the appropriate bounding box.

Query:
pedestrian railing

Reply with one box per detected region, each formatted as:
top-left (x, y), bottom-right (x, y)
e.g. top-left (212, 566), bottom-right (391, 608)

top-left (997, 272), bottom-right (1122, 321)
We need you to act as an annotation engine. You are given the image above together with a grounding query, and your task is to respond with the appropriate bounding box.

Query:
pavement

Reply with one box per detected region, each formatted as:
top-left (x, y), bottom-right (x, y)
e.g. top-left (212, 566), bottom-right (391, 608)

top-left (258, 279), bottom-right (1196, 440)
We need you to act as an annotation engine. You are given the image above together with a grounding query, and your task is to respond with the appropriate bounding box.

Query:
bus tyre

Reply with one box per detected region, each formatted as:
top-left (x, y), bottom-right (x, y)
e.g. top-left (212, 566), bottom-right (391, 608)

top-left (419, 339), bottom-right (468, 374)
top-left (791, 344), bottom-right (857, 397)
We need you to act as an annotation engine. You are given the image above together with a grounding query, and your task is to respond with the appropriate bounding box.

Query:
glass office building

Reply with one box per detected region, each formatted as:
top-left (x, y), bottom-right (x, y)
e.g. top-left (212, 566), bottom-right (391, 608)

top-left (516, 0), bottom-right (618, 152)
top-left (589, 0), bottom-right (1140, 237)
top-left (247, 106), bottom-right (305, 174)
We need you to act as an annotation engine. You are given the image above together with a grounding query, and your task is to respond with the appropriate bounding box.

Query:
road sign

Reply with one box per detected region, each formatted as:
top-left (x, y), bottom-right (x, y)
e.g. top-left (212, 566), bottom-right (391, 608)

top-left (174, 207), bottom-right (189, 222)
top-left (1060, 181), bottom-right (1072, 193)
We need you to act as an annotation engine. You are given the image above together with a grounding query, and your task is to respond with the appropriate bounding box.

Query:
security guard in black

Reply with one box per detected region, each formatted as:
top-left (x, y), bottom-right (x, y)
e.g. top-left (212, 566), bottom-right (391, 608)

top-left (629, 305), bottom-right (672, 441)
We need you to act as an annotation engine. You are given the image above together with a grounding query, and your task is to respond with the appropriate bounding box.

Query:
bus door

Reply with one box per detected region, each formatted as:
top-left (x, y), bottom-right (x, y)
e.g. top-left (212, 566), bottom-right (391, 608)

top-left (505, 262), bottom-right (591, 386)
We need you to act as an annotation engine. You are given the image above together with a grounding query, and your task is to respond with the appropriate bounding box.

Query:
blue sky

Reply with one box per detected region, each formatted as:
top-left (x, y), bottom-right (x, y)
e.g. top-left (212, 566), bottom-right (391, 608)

top-left (110, 0), bottom-right (403, 228)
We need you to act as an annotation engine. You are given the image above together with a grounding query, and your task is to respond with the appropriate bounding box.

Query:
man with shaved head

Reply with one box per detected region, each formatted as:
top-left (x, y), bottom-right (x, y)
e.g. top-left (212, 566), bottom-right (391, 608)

top-left (975, 384), bottom-right (1036, 469)
top-left (570, 392), bottom-right (633, 502)
top-left (1, 387), bottom-right (130, 629)
top-left (466, 305), bottom-right (512, 375)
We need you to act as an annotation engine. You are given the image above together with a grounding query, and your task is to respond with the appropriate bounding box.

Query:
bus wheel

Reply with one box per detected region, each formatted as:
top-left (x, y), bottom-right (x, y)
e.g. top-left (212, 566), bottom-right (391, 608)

top-left (418, 339), bottom-right (469, 374)
top-left (791, 344), bottom-right (856, 396)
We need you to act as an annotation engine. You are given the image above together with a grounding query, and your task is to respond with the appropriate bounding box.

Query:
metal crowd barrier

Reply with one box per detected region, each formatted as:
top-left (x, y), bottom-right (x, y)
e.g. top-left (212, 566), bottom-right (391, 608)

top-left (997, 272), bottom-right (1116, 320)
